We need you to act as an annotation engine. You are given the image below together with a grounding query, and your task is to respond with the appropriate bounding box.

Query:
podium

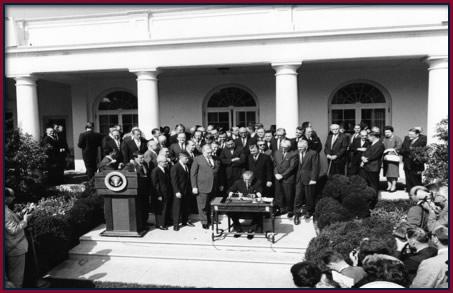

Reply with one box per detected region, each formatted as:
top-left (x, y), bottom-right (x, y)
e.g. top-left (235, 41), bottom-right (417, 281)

top-left (95, 170), bottom-right (148, 237)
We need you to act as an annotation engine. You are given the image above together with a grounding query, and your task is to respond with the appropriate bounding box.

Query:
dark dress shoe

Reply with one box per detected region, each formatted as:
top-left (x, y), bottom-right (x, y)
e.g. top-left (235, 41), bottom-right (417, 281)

top-left (173, 226), bottom-right (179, 231)
top-left (294, 216), bottom-right (300, 225)
top-left (185, 222), bottom-right (195, 227)
top-left (304, 212), bottom-right (312, 219)
top-left (287, 212), bottom-right (294, 218)
top-left (158, 226), bottom-right (168, 230)
top-left (202, 224), bottom-right (209, 229)
top-left (247, 229), bottom-right (255, 240)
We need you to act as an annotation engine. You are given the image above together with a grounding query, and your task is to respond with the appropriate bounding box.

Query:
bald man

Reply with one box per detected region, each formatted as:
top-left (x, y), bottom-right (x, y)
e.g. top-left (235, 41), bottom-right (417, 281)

top-left (324, 124), bottom-right (349, 176)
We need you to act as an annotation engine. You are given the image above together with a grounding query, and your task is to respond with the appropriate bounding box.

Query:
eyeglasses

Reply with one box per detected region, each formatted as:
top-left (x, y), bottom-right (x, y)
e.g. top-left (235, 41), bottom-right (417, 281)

top-left (257, 144), bottom-right (265, 146)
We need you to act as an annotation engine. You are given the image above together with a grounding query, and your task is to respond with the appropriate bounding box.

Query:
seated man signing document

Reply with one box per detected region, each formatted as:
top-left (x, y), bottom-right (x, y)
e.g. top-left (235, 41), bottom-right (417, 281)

top-left (227, 171), bottom-right (263, 239)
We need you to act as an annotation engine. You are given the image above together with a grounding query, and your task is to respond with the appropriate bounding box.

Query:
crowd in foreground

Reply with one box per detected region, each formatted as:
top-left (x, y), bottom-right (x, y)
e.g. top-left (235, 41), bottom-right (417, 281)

top-left (291, 182), bottom-right (448, 289)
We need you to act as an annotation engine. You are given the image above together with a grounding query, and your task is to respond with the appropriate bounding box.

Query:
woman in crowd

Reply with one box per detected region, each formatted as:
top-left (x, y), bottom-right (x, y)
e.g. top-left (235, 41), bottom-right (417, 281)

top-left (5, 188), bottom-right (33, 288)
top-left (382, 126), bottom-right (402, 192)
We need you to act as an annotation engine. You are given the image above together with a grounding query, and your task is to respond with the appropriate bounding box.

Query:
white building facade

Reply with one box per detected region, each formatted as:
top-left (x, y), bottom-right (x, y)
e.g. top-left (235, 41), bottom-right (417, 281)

top-left (5, 5), bottom-right (448, 172)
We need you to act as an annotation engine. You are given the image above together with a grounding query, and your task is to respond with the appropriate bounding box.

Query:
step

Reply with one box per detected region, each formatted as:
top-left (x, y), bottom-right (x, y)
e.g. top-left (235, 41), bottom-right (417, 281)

top-left (46, 256), bottom-right (297, 288)
top-left (70, 240), bottom-right (303, 265)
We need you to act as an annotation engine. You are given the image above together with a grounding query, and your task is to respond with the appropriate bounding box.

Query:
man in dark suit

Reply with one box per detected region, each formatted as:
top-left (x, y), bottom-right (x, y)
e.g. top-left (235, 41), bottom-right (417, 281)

top-left (247, 144), bottom-right (273, 196)
top-left (42, 127), bottom-right (60, 184)
top-left (170, 152), bottom-right (195, 231)
top-left (348, 130), bottom-right (370, 175)
top-left (271, 128), bottom-right (287, 153)
top-left (401, 128), bottom-right (427, 193)
top-left (151, 154), bottom-right (173, 230)
top-left (102, 128), bottom-right (122, 163)
top-left (77, 122), bottom-right (103, 179)
top-left (324, 124), bottom-right (349, 176)
top-left (169, 133), bottom-right (187, 163)
top-left (123, 152), bottom-right (151, 225)
top-left (294, 140), bottom-right (319, 223)
top-left (290, 127), bottom-right (305, 151)
top-left (235, 127), bottom-right (254, 154)
top-left (191, 144), bottom-right (223, 229)
top-left (273, 139), bottom-right (298, 216)
top-left (53, 124), bottom-right (69, 184)
top-left (121, 128), bottom-right (148, 163)
top-left (144, 140), bottom-right (159, 169)
top-left (359, 131), bottom-right (385, 207)
top-left (169, 124), bottom-right (189, 145)
top-left (219, 139), bottom-right (247, 189)
top-left (302, 127), bottom-right (322, 153)
top-left (263, 130), bottom-right (275, 152)
top-left (227, 171), bottom-right (263, 239)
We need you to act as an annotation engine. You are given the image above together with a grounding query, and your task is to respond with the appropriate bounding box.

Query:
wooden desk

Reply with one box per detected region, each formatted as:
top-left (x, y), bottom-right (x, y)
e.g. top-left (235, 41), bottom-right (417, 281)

top-left (210, 197), bottom-right (275, 243)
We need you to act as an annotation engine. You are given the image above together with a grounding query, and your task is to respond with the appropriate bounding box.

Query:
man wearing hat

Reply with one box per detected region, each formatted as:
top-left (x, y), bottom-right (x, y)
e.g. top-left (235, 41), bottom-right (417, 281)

top-left (77, 122), bottom-right (103, 179)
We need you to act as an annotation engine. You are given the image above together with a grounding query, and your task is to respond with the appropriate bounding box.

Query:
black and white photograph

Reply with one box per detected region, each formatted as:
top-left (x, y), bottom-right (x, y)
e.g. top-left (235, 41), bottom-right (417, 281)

top-left (4, 4), bottom-right (449, 289)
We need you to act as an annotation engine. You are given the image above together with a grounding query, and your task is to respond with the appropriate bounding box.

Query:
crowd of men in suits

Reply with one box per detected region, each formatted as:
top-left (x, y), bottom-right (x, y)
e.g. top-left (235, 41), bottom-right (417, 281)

top-left (71, 121), bottom-right (428, 232)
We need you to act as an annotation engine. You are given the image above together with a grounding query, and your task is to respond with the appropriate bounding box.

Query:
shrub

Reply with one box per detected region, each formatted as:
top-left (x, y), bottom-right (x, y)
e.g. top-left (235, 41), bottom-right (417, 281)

top-left (314, 197), bottom-right (354, 231)
top-left (412, 119), bottom-right (448, 185)
top-left (321, 174), bottom-right (350, 200)
top-left (15, 179), bottom-right (104, 276)
top-left (6, 129), bottom-right (47, 201)
top-left (305, 217), bottom-right (397, 270)
top-left (305, 199), bottom-right (412, 269)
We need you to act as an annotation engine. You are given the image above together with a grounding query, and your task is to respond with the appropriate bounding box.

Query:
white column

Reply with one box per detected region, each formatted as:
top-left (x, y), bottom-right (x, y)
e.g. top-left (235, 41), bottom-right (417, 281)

top-left (14, 75), bottom-right (40, 139)
top-left (130, 69), bottom-right (159, 139)
top-left (71, 84), bottom-right (88, 172)
top-left (272, 62), bottom-right (301, 138)
top-left (426, 56), bottom-right (448, 144)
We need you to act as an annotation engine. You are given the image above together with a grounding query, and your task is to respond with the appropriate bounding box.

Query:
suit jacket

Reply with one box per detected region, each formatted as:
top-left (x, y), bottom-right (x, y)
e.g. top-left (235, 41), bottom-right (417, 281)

top-left (227, 178), bottom-right (263, 195)
top-left (219, 147), bottom-right (246, 182)
top-left (401, 136), bottom-right (427, 171)
top-left (42, 135), bottom-right (59, 165)
top-left (296, 150), bottom-right (320, 185)
top-left (102, 135), bottom-right (122, 158)
top-left (121, 138), bottom-right (148, 163)
top-left (151, 166), bottom-right (173, 201)
top-left (169, 142), bottom-right (186, 163)
top-left (361, 140), bottom-right (385, 172)
top-left (234, 137), bottom-right (255, 153)
top-left (144, 149), bottom-right (158, 168)
top-left (170, 162), bottom-right (191, 195)
top-left (190, 155), bottom-right (221, 194)
top-left (123, 161), bottom-right (150, 178)
top-left (350, 138), bottom-right (371, 167)
top-left (77, 130), bottom-right (103, 162)
top-left (273, 150), bottom-right (298, 184)
top-left (303, 135), bottom-right (323, 153)
top-left (247, 153), bottom-right (273, 185)
top-left (324, 133), bottom-right (348, 159)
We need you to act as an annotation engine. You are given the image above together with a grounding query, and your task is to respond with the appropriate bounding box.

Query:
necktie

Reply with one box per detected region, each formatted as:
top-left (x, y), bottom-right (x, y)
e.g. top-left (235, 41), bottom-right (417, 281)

top-left (254, 155), bottom-right (258, 161)
top-left (180, 143), bottom-right (184, 150)
top-left (283, 152), bottom-right (286, 159)
top-left (331, 135), bottom-right (337, 148)
top-left (206, 157), bottom-right (213, 168)
top-left (184, 165), bottom-right (188, 173)
top-left (242, 138), bottom-right (246, 146)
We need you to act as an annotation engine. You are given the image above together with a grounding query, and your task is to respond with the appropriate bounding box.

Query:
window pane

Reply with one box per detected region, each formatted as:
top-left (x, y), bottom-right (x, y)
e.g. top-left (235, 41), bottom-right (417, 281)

top-left (332, 109), bottom-right (355, 134)
top-left (99, 115), bottom-right (118, 135)
top-left (332, 83), bottom-right (385, 104)
top-left (99, 91), bottom-right (137, 110)
top-left (207, 87), bottom-right (256, 107)
top-left (122, 114), bottom-right (138, 135)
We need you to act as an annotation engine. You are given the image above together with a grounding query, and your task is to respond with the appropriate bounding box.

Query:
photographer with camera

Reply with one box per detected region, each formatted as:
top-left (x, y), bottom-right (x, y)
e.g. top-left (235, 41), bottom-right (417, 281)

top-left (407, 184), bottom-right (448, 232)
top-left (5, 187), bottom-right (34, 288)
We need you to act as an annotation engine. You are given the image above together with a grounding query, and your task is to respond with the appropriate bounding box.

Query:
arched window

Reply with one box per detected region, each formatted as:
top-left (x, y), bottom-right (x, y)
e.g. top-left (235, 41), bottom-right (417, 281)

top-left (205, 86), bottom-right (258, 130)
top-left (330, 82), bottom-right (390, 133)
top-left (97, 90), bottom-right (138, 135)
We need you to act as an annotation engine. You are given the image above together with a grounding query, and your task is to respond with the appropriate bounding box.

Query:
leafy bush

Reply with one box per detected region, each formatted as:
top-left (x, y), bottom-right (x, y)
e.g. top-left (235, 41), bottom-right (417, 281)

top-left (305, 200), bottom-right (411, 268)
top-left (6, 129), bottom-right (48, 201)
top-left (314, 197), bottom-right (354, 231)
top-left (422, 119), bottom-right (448, 185)
top-left (305, 218), bottom-right (397, 269)
top-left (15, 179), bottom-right (104, 275)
